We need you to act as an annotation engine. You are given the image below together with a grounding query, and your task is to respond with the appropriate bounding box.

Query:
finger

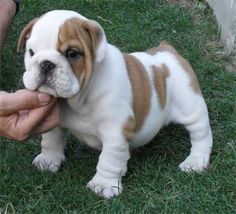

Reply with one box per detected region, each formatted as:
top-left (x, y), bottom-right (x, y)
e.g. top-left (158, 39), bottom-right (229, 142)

top-left (0, 113), bottom-right (18, 139)
top-left (16, 99), bottom-right (57, 135)
top-left (0, 100), bottom-right (57, 141)
top-left (31, 104), bottom-right (60, 135)
top-left (0, 90), bottom-right (52, 116)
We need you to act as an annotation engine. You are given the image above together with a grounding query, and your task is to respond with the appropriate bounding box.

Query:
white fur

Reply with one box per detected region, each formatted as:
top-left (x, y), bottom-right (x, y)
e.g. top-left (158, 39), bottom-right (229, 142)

top-left (22, 10), bottom-right (213, 198)
top-left (23, 50), bottom-right (80, 97)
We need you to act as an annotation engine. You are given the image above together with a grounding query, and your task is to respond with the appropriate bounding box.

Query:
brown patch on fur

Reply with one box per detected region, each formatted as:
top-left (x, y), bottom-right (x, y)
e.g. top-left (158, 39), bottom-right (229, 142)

top-left (162, 63), bottom-right (170, 78)
top-left (57, 18), bottom-right (102, 88)
top-left (123, 54), bottom-right (152, 137)
top-left (123, 117), bottom-right (136, 140)
top-left (82, 20), bottom-right (103, 52)
top-left (152, 64), bottom-right (169, 109)
top-left (17, 18), bottom-right (39, 52)
top-left (157, 41), bottom-right (202, 94)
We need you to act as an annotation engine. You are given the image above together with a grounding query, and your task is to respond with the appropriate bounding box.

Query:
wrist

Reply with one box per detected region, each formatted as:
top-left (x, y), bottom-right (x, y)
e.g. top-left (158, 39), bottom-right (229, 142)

top-left (0, 0), bottom-right (16, 17)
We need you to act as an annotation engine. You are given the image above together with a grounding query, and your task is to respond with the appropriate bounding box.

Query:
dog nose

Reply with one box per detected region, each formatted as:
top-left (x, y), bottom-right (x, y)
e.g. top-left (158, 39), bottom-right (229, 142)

top-left (40, 60), bottom-right (56, 73)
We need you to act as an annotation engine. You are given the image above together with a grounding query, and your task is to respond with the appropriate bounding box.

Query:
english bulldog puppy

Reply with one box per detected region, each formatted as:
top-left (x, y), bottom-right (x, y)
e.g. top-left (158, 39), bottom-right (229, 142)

top-left (18, 10), bottom-right (213, 198)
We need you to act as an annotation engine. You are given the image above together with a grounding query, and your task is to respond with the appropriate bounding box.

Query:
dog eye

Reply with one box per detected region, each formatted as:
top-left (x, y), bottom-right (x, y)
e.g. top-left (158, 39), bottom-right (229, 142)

top-left (29, 49), bottom-right (34, 57)
top-left (65, 49), bottom-right (80, 59)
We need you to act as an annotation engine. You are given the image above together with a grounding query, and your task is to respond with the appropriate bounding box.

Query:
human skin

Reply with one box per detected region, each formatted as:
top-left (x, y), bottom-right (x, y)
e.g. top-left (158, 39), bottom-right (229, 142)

top-left (0, 0), bottom-right (16, 48)
top-left (0, 1), bottom-right (59, 141)
top-left (0, 90), bottom-right (59, 141)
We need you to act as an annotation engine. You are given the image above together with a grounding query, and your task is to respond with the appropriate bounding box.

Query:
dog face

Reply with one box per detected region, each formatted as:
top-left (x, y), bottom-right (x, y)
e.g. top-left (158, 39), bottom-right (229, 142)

top-left (18, 10), bottom-right (107, 98)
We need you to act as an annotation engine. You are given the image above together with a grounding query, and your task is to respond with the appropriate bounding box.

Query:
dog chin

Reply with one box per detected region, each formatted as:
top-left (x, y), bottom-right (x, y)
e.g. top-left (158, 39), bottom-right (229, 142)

top-left (38, 84), bottom-right (80, 98)
top-left (38, 85), bottom-right (58, 97)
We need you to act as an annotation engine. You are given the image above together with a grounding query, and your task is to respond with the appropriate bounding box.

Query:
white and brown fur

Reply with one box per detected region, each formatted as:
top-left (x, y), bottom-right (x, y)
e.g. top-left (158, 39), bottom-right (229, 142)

top-left (18, 10), bottom-right (213, 198)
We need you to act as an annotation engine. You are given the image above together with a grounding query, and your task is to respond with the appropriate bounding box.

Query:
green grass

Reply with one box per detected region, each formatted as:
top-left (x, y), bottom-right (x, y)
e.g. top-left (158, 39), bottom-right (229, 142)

top-left (0, 0), bottom-right (236, 213)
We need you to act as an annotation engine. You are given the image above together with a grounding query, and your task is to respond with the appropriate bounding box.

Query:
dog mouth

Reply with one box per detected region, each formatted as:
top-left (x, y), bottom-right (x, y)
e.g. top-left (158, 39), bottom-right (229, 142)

top-left (38, 84), bottom-right (58, 97)
top-left (23, 72), bottom-right (57, 97)
top-left (23, 66), bottom-right (54, 88)
top-left (23, 66), bottom-right (80, 98)
top-left (23, 50), bottom-right (81, 98)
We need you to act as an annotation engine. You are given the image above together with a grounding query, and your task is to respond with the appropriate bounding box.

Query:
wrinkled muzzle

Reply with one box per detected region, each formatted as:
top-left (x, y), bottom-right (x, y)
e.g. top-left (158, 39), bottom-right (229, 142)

top-left (23, 50), bottom-right (80, 98)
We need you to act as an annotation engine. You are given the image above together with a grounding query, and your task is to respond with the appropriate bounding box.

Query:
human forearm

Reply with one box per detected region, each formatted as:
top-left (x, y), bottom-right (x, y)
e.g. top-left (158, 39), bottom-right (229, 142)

top-left (0, 0), bottom-right (16, 48)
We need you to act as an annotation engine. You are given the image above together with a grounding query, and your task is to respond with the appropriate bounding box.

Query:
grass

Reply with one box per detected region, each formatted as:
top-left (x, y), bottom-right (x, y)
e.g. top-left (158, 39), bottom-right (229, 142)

top-left (0, 0), bottom-right (236, 213)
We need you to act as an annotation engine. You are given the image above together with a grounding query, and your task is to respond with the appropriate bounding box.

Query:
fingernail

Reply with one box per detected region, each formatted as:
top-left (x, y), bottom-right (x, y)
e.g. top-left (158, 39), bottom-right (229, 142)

top-left (38, 93), bottom-right (51, 105)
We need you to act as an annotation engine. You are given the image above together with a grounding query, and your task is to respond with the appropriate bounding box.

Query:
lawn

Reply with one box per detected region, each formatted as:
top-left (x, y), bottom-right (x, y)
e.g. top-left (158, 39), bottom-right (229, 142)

top-left (0, 0), bottom-right (236, 213)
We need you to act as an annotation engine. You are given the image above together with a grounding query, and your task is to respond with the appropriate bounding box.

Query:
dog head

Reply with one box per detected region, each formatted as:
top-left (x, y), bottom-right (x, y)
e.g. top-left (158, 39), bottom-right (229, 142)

top-left (18, 10), bottom-right (107, 98)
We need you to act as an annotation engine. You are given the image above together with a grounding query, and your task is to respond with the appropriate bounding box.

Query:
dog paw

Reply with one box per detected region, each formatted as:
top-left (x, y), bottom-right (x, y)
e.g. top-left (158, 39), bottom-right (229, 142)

top-left (87, 174), bottom-right (122, 199)
top-left (32, 153), bottom-right (65, 172)
top-left (179, 154), bottom-right (210, 173)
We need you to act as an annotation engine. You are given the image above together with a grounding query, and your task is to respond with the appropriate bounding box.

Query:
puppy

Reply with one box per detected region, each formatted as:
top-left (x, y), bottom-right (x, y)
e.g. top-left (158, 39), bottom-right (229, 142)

top-left (18, 10), bottom-right (213, 198)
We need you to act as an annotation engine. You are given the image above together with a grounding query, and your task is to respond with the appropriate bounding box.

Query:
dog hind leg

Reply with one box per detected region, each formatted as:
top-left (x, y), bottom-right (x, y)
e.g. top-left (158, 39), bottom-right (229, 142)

top-left (173, 96), bottom-right (213, 172)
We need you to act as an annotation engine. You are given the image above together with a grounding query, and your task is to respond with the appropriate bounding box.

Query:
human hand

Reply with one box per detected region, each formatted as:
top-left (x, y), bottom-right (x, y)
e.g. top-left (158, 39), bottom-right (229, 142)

top-left (0, 90), bottom-right (59, 141)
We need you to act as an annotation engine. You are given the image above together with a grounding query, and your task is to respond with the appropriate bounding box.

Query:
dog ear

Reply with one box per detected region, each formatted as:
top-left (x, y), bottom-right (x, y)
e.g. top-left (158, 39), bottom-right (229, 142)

top-left (17, 18), bottom-right (38, 52)
top-left (82, 20), bottom-right (107, 63)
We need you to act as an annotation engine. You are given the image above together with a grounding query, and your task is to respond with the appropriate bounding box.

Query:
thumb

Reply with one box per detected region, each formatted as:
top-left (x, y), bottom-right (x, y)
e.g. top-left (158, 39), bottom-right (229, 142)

top-left (0, 90), bottom-right (52, 116)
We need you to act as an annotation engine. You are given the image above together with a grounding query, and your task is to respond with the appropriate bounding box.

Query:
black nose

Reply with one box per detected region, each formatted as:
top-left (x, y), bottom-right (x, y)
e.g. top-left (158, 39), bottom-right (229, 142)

top-left (40, 60), bottom-right (56, 73)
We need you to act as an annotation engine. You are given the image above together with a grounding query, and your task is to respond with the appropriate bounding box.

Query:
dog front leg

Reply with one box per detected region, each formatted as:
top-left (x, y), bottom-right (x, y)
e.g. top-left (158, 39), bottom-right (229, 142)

top-left (33, 127), bottom-right (66, 172)
top-left (87, 125), bottom-right (130, 198)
